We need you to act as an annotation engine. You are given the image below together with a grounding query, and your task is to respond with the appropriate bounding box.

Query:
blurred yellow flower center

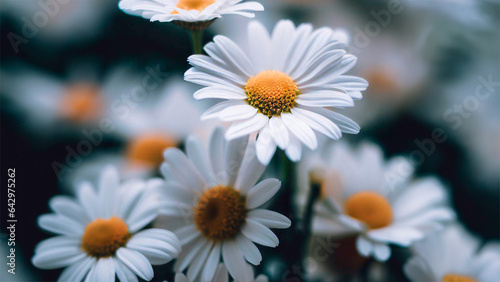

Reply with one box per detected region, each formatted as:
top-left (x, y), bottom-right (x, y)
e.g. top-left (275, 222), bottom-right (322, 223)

top-left (364, 69), bottom-right (398, 94)
top-left (344, 191), bottom-right (392, 229)
top-left (442, 274), bottom-right (477, 282)
top-left (81, 217), bottom-right (130, 258)
top-left (171, 0), bottom-right (216, 14)
top-left (194, 186), bottom-right (246, 240)
top-left (60, 84), bottom-right (102, 123)
top-left (246, 70), bottom-right (299, 117)
top-left (126, 133), bottom-right (176, 167)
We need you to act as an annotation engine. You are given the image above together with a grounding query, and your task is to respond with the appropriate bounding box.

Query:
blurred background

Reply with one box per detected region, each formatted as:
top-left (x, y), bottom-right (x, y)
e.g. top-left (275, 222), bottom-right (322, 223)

top-left (1, 0), bottom-right (499, 281)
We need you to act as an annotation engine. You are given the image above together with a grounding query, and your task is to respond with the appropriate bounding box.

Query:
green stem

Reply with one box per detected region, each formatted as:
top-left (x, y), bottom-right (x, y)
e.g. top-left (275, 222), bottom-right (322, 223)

top-left (190, 30), bottom-right (203, 55)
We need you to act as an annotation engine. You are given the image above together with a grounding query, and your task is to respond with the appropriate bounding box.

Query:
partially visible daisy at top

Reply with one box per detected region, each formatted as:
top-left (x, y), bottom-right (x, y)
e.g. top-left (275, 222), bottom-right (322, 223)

top-left (32, 166), bottom-right (181, 281)
top-left (185, 20), bottom-right (367, 165)
top-left (299, 142), bottom-right (455, 261)
top-left (118, 0), bottom-right (264, 29)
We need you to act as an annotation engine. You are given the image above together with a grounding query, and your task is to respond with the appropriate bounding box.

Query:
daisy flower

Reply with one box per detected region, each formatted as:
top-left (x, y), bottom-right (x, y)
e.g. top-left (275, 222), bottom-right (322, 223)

top-left (158, 127), bottom-right (291, 281)
top-left (175, 262), bottom-right (268, 282)
top-left (404, 224), bottom-right (500, 282)
top-left (185, 20), bottom-right (367, 164)
top-left (118, 0), bottom-right (264, 29)
top-left (32, 166), bottom-right (181, 281)
top-left (299, 142), bottom-right (455, 261)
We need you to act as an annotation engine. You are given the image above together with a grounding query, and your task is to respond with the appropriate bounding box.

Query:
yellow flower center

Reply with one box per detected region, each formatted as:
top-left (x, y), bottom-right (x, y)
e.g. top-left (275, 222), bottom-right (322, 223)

top-left (344, 191), bottom-right (392, 229)
top-left (125, 133), bottom-right (176, 167)
top-left (442, 274), bottom-right (477, 282)
top-left (60, 84), bottom-right (102, 123)
top-left (246, 70), bottom-right (299, 118)
top-left (81, 217), bottom-right (130, 258)
top-left (194, 186), bottom-right (246, 240)
top-left (171, 0), bottom-right (216, 14)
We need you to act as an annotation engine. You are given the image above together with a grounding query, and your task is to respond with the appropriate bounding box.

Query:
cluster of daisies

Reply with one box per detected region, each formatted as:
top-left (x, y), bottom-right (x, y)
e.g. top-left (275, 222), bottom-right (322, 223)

top-left (31, 0), bottom-right (499, 281)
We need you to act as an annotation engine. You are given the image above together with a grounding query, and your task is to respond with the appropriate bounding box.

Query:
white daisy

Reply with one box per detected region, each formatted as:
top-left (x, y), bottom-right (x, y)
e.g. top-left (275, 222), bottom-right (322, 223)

top-left (300, 142), bottom-right (455, 261)
top-left (158, 127), bottom-right (291, 281)
top-left (175, 262), bottom-right (268, 282)
top-left (32, 166), bottom-right (181, 282)
top-left (118, 0), bottom-right (264, 28)
top-left (404, 224), bottom-right (500, 282)
top-left (185, 20), bottom-right (367, 165)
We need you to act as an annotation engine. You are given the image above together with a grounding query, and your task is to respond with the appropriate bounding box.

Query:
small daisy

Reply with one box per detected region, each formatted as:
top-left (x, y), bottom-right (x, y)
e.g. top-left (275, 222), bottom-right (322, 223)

top-left (185, 20), bottom-right (367, 165)
top-left (32, 166), bottom-right (181, 281)
top-left (119, 0), bottom-right (264, 29)
top-left (158, 127), bottom-right (291, 281)
top-left (300, 143), bottom-right (455, 261)
top-left (175, 262), bottom-right (268, 282)
top-left (404, 224), bottom-right (500, 282)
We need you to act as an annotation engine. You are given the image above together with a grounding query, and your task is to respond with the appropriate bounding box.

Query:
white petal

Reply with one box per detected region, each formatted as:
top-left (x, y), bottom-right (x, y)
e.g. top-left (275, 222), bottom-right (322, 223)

top-left (186, 136), bottom-right (216, 186)
top-left (301, 106), bottom-right (360, 134)
top-left (49, 196), bottom-right (90, 225)
top-left (247, 21), bottom-right (271, 72)
top-left (58, 256), bottom-right (95, 282)
top-left (89, 257), bottom-right (115, 282)
top-left (98, 166), bottom-right (119, 218)
top-left (38, 214), bottom-right (84, 235)
top-left (256, 126), bottom-right (277, 165)
top-left (225, 135), bottom-right (249, 187)
top-left (218, 104), bottom-right (258, 122)
top-left (225, 114), bottom-right (268, 140)
top-left (222, 240), bottom-right (253, 281)
top-left (32, 245), bottom-right (85, 269)
top-left (247, 209), bottom-right (291, 229)
top-left (281, 113), bottom-right (317, 150)
top-left (246, 179), bottom-right (281, 209)
top-left (209, 127), bottom-right (225, 185)
top-left (116, 248), bottom-right (154, 281)
top-left (269, 116), bottom-right (289, 149)
top-left (296, 91), bottom-right (354, 108)
top-left (114, 258), bottom-right (139, 282)
top-left (236, 234), bottom-right (262, 266)
top-left (356, 236), bottom-right (373, 257)
top-left (163, 148), bottom-right (206, 192)
top-left (241, 219), bottom-right (279, 247)
top-left (77, 182), bottom-right (99, 220)
top-left (291, 108), bottom-right (342, 140)
top-left (284, 134), bottom-right (302, 162)
top-left (201, 243), bottom-right (222, 281)
top-left (373, 243), bottom-right (391, 261)
top-left (194, 85), bottom-right (246, 100)
top-left (234, 138), bottom-right (266, 194)
top-left (187, 241), bottom-right (213, 281)
top-left (174, 237), bottom-right (208, 272)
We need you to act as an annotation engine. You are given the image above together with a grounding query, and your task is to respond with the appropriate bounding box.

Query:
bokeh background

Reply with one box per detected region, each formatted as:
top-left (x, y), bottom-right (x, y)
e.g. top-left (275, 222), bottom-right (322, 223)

top-left (1, 0), bottom-right (499, 281)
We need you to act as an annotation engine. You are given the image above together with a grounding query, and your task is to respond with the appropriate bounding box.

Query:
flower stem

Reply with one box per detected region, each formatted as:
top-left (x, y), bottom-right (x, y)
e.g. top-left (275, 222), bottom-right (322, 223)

top-left (190, 30), bottom-right (203, 55)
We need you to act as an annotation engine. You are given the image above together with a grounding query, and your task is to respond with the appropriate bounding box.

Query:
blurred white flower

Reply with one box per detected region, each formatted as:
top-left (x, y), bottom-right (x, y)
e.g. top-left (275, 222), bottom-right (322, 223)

top-left (0, 64), bottom-right (124, 138)
top-left (404, 224), bottom-right (500, 281)
top-left (119, 0), bottom-right (263, 27)
top-left (32, 166), bottom-right (181, 282)
top-left (158, 127), bottom-right (291, 281)
top-left (64, 75), bottom-right (215, 191)
top-left (300, 142), bottom-right (455, 261)
top-left (175, 262), bottom-right (268, 282)
top-left (186, 20), bottom-right (366, 164)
